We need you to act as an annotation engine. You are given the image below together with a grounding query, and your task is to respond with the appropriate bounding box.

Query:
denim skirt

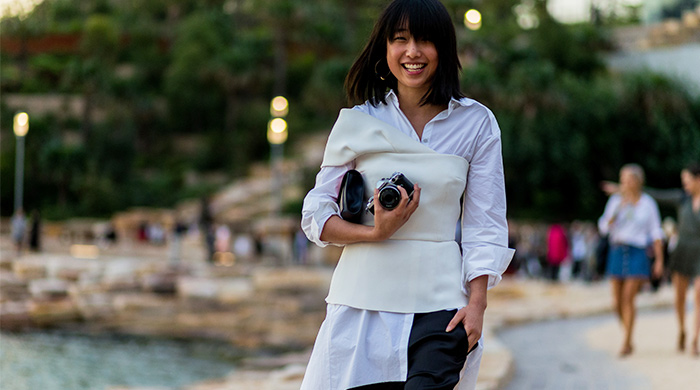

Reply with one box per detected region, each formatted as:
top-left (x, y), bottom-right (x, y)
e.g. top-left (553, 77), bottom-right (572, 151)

top-left (607, 244), bottom-right (650, 278)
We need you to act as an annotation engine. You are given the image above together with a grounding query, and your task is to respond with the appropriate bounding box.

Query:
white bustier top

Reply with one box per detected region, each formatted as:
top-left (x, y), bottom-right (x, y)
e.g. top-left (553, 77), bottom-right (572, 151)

top-left (321, 109), bottom-right (470, 313)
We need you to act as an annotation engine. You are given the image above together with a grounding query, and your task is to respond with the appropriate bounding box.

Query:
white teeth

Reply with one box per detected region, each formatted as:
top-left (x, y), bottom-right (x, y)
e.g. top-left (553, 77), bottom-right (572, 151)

top-left (403, 64), bottom-right (425, 70)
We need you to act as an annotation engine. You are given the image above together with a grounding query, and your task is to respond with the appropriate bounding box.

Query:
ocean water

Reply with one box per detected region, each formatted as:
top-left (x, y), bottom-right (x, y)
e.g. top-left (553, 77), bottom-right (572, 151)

top-left (0, 331), bottom-right (242, 390)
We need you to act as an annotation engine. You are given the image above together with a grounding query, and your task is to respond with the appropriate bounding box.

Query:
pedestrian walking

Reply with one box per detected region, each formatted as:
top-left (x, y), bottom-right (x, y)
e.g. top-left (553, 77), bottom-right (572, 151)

top-left (300, 1), bottom-right (514, 388)
top-left (598, 164), bottom-right (664, 357)
top-left (602, 162), bottom-right (700, 356)
top-left (665, 163), bottom-right (700, 356)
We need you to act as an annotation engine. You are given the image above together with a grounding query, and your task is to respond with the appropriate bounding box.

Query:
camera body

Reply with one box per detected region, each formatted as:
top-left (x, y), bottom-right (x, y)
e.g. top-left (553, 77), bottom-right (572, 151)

top-left (366, 172), bottom-right (415, 215)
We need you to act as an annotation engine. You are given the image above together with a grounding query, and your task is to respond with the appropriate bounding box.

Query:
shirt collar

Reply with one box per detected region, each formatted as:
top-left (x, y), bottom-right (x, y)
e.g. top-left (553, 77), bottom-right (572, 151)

top-left (386, 89), bottom-right (469, 119)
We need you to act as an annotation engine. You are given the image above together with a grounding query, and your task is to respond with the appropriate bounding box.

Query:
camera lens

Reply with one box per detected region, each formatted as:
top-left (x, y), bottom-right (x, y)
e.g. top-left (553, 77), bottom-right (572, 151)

top-left (378, 186), bottom-right (401, 210)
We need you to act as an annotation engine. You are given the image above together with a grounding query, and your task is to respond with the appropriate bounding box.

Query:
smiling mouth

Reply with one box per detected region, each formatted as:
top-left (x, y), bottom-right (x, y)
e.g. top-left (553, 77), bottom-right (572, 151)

top-left (403, 64), bottom-right (426, 71)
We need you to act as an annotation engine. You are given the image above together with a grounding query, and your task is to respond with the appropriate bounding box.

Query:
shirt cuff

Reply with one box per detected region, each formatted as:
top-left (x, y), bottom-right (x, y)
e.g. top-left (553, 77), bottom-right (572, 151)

top-left (461, 245), bottom-right (515, 295)
top-left (306, 202), bottom-right (342, 248)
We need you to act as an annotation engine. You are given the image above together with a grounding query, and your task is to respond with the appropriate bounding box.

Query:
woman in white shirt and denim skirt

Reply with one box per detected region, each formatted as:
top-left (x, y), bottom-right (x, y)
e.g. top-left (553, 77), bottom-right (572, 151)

top-left (300, 0), bottom-right (514, 388)
top-left (598, 163), bottom-right (664, 357)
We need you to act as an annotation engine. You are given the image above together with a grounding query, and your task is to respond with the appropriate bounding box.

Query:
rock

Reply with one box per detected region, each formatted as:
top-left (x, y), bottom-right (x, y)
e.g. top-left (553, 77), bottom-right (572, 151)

top-left (28, 298), bottom-right (81, 326)
top-left (177, 277), bottom-right (218, 300)
top-left (0, 271), bottom-right (29, 301)
top-left (141, 272), bottom-right (178, 294)
top-left (177, 277), bottom-right (253, 303)
top-left (216, 278), bottom-right (253, 303)
top-left (102, 261), bottom-right (140, 291)
top-left (56, 268), bottom-right (83, 282)
top-left (270, 363), bottom-right (306, 381)
top-left (0, 301), bottom-right (32, 330)
top-left (112, 293), bottom-right (174, 314)
top-left (12, 260), bottom-right (47, 280)
top-left (28, 278), bottom-right (69, 299)
top-left (69, 287), bottom-right (114, 320)
top-left (0, 256), bottom-right (13, 271)
top-left (251, 267), bottom-right (332, 292)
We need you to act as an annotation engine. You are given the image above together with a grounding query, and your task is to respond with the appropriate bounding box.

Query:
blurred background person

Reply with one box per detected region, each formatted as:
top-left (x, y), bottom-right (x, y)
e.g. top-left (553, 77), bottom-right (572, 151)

top-left (666, 163), bottom-right (700, 356)
top-left (11, 208), bottom-right (26, 256)
top-left (28, 209), bottom-right (42, 252)
top-left (598, 163), bottom-right (664, 357)
top-left (546, 223), bottom-right (569, 282)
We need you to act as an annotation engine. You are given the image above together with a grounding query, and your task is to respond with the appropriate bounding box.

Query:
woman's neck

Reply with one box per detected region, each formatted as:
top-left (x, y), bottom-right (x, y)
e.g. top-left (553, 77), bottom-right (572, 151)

top-left (622, 190), bottom-right (642, 204)
top-left (396, 88), bottom-right (447, 139)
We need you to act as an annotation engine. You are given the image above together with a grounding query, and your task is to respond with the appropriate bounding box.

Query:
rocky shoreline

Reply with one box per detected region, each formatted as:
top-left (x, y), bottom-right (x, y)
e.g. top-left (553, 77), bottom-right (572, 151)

top-left (2, 241), bottom-right (676, 390)
top-left (1, 251), bottom-right (332, 350)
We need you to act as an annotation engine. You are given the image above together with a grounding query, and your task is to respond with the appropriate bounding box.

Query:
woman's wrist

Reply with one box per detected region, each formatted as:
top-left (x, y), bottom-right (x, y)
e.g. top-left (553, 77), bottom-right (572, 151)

top-left (467, 276), bottom-right (488, 310)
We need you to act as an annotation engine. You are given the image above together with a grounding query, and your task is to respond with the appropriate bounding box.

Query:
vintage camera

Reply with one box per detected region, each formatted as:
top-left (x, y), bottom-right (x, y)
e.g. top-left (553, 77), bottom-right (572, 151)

top-left (366, 172), bottom-right (415, 215)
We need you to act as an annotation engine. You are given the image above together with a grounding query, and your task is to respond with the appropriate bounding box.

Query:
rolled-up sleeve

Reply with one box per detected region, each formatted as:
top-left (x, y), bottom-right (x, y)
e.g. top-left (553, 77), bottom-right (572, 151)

top-left (301, 163), bottom-right (353, 247)
top-left (460, 112), bottom-right (514, 293)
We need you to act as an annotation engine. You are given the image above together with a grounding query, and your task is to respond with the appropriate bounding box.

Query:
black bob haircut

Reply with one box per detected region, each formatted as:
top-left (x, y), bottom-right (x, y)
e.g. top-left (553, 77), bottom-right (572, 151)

top-left (345, 0), bottom-right (464, 107)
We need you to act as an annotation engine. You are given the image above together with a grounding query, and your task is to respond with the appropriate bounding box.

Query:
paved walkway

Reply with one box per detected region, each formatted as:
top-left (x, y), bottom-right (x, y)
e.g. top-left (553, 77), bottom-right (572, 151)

top-left (484, 279), bottom-right (698, 390)
top-left (586, 308), bottom-right (700, 390)
top-left (500, 314), bottom-right (651, 390)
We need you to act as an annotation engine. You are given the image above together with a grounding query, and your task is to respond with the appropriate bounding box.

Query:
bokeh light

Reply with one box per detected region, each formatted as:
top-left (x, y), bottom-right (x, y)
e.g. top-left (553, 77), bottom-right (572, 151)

top-left (13, 112), bottom-right (29, 136)
top-left (464, 9), bottom-right (482, 31)
top-left (267, 118), bottom-right (288, 144)
top-left (270, 96), bottom-right (289, 118)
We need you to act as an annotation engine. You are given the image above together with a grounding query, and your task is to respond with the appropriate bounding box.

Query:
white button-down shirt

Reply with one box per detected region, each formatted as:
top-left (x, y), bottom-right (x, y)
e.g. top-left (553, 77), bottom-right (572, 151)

top-left (300, 92), bottom-right (513, 389)
top-left (301, 91), bottom-right (513, 292)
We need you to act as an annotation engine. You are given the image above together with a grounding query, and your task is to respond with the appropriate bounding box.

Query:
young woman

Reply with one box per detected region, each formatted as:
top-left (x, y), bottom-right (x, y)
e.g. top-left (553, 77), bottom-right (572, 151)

top-left (598, 164), bottom-right (664, 357)
top-left (668, 164), bottom-right (700, 356)
top-left (300, 0), bottom-right (513, 388)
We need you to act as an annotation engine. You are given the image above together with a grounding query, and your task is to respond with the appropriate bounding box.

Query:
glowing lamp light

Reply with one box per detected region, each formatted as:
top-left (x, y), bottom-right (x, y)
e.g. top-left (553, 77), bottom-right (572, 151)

top-left (267, 118), bottom-right (288, 144)
top-left (464, 9), bottom-right (482, 31)
top-left (13, 112), bottom-right (29, 137)
top-left (270, 96), bottom-right (289, 117)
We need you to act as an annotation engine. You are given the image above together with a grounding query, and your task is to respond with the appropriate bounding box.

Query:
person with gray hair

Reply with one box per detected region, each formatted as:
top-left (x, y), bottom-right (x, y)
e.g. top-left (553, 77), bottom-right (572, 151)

top-left (598, 164), bottom-right (665, 357)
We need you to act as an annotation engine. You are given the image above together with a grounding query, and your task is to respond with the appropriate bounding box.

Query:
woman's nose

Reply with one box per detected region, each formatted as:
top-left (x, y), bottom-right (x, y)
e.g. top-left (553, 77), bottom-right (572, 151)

top-left (406, 40), bottom-right (420, 57)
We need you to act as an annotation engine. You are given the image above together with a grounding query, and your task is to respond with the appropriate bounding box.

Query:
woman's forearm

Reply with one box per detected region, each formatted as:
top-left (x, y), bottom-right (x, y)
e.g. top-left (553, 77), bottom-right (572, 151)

top-left (319, 215), bottom-right (381, 244)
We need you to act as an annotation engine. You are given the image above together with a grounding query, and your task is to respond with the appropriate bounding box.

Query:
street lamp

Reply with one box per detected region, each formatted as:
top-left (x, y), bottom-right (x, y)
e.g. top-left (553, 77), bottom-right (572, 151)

top-left (268, 96), bottom-right (288, 216)
top-left (13, 112), bottom-right (29, 213)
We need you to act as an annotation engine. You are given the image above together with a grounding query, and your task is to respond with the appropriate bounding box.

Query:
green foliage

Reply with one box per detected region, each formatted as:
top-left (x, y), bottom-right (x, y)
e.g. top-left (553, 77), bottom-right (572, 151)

top-left (1, 0), bottom-right (699, 222)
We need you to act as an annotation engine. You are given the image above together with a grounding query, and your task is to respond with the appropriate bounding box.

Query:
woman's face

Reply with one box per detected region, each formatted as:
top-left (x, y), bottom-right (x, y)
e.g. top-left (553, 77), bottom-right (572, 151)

top-left (386, 27), bottom-right (438, 96)
top-left (619, 168), bottom-right (642, 195)
top-left (681, 169), bottom-right (700, 195)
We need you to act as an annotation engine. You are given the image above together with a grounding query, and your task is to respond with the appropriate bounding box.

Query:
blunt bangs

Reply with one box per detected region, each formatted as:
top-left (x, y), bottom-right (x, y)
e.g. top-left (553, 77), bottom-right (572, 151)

top-left (385, 0), bottom-right (445, 45)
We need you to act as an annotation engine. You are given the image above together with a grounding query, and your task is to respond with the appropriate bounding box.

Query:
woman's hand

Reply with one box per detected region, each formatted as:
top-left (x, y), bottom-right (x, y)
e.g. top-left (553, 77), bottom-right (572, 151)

top-left (371, 184), bottom-right (421, 241)
top-left (652, 239), bottom-right (664, 278)
top-left (653, 257), bottom-right (664, 278)
top-left (446, 301), bottom-right (485, 352)
top-left (446, 275), bottom-right (488, 352)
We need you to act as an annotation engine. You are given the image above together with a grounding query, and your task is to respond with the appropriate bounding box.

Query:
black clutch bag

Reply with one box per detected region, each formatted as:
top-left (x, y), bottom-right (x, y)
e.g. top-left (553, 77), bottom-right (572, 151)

top-left (337, 169), bottom-right (365, 224)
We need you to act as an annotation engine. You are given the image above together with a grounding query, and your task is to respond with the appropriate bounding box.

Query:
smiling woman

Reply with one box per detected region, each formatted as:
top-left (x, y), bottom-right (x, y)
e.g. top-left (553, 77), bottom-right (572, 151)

top-left (0, 0), bottom-right (43, 18)
top-left (300, 0), bottom-right (514, 389)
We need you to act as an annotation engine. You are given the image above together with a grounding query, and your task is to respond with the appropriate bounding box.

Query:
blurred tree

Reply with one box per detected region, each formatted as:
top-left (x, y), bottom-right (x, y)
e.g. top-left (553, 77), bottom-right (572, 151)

top-left (1, 0), bottom-right (698, 221)
top-left (64, 14), bottom-right (119, 144)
